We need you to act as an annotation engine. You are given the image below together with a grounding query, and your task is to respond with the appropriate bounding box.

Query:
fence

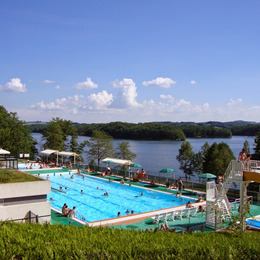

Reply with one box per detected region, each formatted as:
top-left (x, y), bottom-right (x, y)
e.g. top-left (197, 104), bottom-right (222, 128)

top-left (72, 163), bottom-right (260, 202)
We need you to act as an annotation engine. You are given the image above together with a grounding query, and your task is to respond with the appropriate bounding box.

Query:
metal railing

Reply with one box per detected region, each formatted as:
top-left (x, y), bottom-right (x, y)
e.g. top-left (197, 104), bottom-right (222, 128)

top-left (72, 163), bottom-right (260, 202)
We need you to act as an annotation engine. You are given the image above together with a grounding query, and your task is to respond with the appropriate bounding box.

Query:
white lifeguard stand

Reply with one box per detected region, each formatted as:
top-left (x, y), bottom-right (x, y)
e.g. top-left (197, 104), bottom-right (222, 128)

top-left (206, 160), bottom-right (260, 231)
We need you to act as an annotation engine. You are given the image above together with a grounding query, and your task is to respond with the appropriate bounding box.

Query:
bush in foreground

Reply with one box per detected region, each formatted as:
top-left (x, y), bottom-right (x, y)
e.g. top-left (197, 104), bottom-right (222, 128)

top-left (0, 222), bottom-right (259, 259)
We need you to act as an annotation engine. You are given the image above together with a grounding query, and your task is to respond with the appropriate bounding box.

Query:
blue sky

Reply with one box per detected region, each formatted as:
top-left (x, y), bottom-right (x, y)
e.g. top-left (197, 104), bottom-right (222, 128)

top-left (0, 0), bottom-right (259, 123)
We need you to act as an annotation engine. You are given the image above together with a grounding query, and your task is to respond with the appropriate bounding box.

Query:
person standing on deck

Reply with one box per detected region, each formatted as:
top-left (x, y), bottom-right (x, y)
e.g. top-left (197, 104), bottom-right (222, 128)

top-left (178, 177), bottom-right (183, 195)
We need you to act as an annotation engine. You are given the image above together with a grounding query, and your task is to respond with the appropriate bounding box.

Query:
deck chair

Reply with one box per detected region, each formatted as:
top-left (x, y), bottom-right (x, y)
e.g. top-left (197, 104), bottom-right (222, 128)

top-left (166, 211), bottom-right (175, 222)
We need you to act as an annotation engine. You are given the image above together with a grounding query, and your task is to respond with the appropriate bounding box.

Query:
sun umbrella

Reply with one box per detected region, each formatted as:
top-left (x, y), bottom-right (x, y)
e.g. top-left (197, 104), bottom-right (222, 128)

top-left (130, 163), bottom-right (142, 168)
top-left (0, 148), bottom-right (10, 155)
top-left (159, 168), bottom-right (175, 173)
top-left (102, 160), bottom-right (115, 164)
top-left (199, 173), bottom-right (216, 179)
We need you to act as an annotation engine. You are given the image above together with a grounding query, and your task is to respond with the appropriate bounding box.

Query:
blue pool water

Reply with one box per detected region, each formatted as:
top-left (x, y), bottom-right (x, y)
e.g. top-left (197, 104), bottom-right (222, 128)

top-left (18, 163), bottom-right (40, 170)
top-left (43, 173), bottom-right (195, 222)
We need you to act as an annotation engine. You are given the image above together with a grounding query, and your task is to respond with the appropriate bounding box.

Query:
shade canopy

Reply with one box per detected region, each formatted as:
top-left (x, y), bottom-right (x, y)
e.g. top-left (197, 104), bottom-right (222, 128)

top-left (0, 148), bottom-right (10, 155)
top-left (58, 151), bottom-right (79, 157)
top-left (102, 160), bottom-right (115, 164)
top-left (102, 157), bottom-right (133, 166)
top-left (199, 173), bottom-right (216, 179)
top-left (159, 168), bottom-right (175, 173)
top-left (130, 163), bottom-right (142, 168)
top-left (40, 149), bottom-right (58, 155)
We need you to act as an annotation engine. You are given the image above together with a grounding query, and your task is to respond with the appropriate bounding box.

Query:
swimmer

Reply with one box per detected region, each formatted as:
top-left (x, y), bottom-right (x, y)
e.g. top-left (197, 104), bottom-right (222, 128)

top-left (82, 176), bottom-right (85, 180)
top-left (71, 175), bottom-right (74, 179)
top-left (126, 209), bottom-right (130, 214)
top-left (59, 186), bottom-right (62, 190)
top-left (97, 187), bottom-right (99, 190)
top-left (50, 197), bottom-right (54, 201)
top-left (103, 191), bottom-right (109, 196)
top-left (81, 190), bottom-right (84, 194)
top-left (117, 212), bottom-right (121, 217)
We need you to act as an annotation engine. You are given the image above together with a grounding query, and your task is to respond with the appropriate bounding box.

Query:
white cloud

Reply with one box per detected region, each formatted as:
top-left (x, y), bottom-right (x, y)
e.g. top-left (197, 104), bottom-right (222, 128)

top-left (86, 90), bottom-right (113, 110)
top-left (31, 94), bottom-right (85, 110)
top-left (160, 94), bottom-right (175, 102)
top-left (74, 77), bottom-right (98, 90)
top-left (55, 85), bottom-right (61, 90)
top-left (111, 78), bottom-right (140, 108)
top-left (190, 80), bottom-right (196, 85)
top-left (44, 79), bottom-right (54, 84)
top-left (227, 98), bottom-right (242, 107)
top-left (0, 78), bottom-right (27, 93)
top-left (142, 77), bottom-right (176, 88)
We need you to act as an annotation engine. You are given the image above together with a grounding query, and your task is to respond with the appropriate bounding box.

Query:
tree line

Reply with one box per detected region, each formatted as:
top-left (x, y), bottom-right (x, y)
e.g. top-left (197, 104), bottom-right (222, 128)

top-left (176, 137), bottom-right (260, 177)
top-left (27, 120), bottom-right (260, 140)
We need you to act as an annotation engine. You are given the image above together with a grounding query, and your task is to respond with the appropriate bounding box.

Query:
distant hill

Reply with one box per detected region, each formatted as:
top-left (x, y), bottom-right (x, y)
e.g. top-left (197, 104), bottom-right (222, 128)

top-left (27, 120), bottom-right (260, 139)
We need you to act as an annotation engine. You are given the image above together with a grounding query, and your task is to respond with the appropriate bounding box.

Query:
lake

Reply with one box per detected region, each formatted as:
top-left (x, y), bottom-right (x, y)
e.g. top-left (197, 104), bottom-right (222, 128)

top-left (31, 133), bottom-right (255, 180)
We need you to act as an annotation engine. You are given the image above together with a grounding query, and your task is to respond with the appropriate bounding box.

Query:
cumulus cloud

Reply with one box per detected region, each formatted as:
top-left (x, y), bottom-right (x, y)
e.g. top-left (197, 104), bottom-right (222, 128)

top-left (86, 90), bottom-right (113, 110)
top-left (44, 79), bottom-right (54, 84)
top-left (142, 77), bottom-right (176, 88)
top-left (160, 94), bottom-right (175, 102)
top-left (31, 94), bottom-right (85, 111)
top-left (0, 78), bottom-right (27, 93)
top-left (111, 78), bottom-right (140, 108)
top-left (74, 77), bottom-right (98, 90)
top-left (190, 80), bottom-right (196, 85)
top-left (55, 85), bottom-right (61, 90)
top-left (227, 98), bottom-right (242, 107)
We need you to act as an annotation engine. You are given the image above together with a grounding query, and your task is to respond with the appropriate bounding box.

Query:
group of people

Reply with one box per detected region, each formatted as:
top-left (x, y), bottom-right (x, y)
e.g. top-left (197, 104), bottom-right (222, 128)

top-left (62, 203), bottom-right (76, 218)
top-left (146, 223), bottom-right (176, 232)
top-left (133, 168), bottom-right (148, 182)
top-left (117, 209), bottom-right (135, 217)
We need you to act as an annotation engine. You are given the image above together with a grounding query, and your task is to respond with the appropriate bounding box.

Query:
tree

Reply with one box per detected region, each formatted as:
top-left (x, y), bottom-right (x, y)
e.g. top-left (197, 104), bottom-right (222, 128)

top-left (203, 142), bottom-right (235, 176)
top-left (86, 130), bottom-right (115, 167)
top-left (176, 141), bottom-right (195, 177)
top-left (116, 142), bottom-right (136, 161)
top-left (253, 131), bottom-right (260, 159)
top-left (243, 140), bottom-right (250, 156)
top-left (0, 106), bottom-right (37, 159)
top-left (42, 118), bottom-right (87, 162)
top-left (192, 151), bottom-right (203, 175)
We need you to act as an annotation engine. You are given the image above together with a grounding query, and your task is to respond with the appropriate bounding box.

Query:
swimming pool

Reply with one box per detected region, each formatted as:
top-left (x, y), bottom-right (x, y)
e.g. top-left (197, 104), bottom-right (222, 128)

top-left (18, 163), bottom-right (40, 170)
top-left (43, 172), bottom-right (195, 222)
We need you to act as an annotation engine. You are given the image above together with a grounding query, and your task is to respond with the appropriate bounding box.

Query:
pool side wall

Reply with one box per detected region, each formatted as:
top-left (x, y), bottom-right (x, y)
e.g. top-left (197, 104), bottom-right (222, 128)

top-left (0, 180), bottom-right (51, 223)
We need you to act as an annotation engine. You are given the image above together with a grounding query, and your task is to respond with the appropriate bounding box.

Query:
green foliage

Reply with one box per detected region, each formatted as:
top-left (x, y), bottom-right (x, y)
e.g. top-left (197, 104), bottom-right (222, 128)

top-left (176, 141), bottom-right (195, 176)
top-left (0, 222), bottom-right (259, 259)
top-left (254, 130), bottom-right (260, 157)
top-left (231, 124), bottom-right (260, 136)
top-left (0, 170), bottom-right (41, 183)
top-left (74, 121), bottom-right (186, 141)
top-left (179, 124), bottom-right (232, 138)
top-left (116, 141), bottom-right (136, 161)
top-left (42, 118), bottom-right (87, 158)
top-left (86, 130), bottom-right (115, 166)
top-left (0, 106), bottom-right (37, 158)
top-left (203, 142), bottom-right (236, 176)
top-left (243, 140), bottom-right (250, 155)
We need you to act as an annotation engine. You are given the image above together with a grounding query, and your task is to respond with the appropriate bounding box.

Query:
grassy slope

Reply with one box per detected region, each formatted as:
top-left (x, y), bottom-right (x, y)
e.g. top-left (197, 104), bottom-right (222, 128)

top-left (0, 222), bottom-right (259, 259)
top-left (0, 169), bottom-right (41, 183)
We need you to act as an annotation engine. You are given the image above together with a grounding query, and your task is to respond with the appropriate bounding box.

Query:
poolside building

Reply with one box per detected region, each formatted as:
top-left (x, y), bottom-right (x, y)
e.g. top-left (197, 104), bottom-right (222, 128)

top-left (0, 170), bottom-right (51, 224)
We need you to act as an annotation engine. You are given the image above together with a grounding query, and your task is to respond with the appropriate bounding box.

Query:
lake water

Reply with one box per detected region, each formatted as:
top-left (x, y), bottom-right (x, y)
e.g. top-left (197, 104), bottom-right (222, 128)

top-left (31, 133), bottom-right (255, 180)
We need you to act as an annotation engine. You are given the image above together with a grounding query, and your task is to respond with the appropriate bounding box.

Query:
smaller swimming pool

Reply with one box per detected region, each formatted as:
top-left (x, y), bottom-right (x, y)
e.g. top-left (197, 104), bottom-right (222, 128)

top-left (247, 219), bottom-right (260, 229)
top-left (18, 163), bottom-right (40, 170)
top-left (43, 172), bottom-right (195, 223)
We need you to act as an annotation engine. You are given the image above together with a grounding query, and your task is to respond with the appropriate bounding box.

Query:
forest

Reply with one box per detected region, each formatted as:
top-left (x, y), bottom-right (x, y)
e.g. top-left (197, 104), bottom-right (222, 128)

top-left (27, 120), bottom-right (260, 140)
